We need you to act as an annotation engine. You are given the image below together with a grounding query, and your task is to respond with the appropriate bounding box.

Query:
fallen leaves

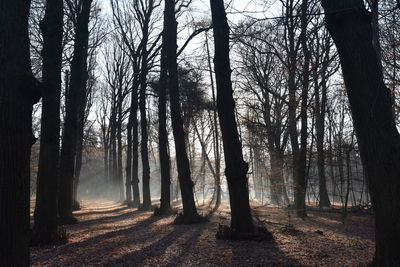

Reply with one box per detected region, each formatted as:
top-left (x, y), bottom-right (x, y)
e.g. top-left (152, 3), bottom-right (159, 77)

top-left (30, 200), bottom-right (374, 266)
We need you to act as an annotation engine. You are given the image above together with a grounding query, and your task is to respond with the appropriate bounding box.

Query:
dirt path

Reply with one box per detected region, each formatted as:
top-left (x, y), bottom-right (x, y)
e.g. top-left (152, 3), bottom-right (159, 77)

top-left (30, 200), bottom-right (374, 266)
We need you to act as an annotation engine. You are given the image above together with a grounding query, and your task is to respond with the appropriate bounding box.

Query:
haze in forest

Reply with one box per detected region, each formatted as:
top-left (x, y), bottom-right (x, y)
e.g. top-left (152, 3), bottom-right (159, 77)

top-left (1, 0), bottom-right (400, 266)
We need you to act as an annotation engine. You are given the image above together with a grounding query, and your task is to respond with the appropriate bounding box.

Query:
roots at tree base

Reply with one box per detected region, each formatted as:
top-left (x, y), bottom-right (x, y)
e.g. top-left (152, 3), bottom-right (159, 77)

top-left (72, 201), bottom-right (81, 211)
top-left (215, 224), bottom-right (273, 241)
top-left (153, 206), bottom-right (178, 216)
top-left (30, 226), bottom-right (68, 247)
top-left (137, 203), bottom-right (156, 211)
top-left (122, 200), bottom-right (140, 208)
top-left (58, 215), bottom-right (78, 225)
top-left (122, 200), bottom-right (132, 206)
top-left (173, 212), bottom-right (208, 224)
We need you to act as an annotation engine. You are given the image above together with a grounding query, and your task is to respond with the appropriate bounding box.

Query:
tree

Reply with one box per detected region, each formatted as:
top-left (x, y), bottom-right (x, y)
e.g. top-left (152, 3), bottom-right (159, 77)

top-left (58, 0), bottom-right (93, 224)
top-left (210, 0), bottom-right (271, 240)
top-left (32, 0), bottom-right (65, 245)
top-left (293, 0), bottom-right (311, 218)
top-left (0, 0), bottom-right (41, 264)
top-left (235, 20), bottom-right (291, 205)
top-left (322, 0), bottom-right (400, 265)
top-left (205, 32), bottom-right (222, 209)
top-left (310, 22), bottom-right (336, 208)
top-left (155, 44), bottom-right (173, 214)
top-left (164, 0), bottom-right (202, 223)
top-left (137, 0), bottom-right (158, 210)
top-left (110, 0), bottom-right (162, 208)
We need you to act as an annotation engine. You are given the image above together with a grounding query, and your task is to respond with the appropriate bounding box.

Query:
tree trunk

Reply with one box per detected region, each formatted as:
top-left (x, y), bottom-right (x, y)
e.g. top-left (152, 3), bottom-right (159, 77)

top-left (157, 45), bottom-right (172, 214)
top-left (205, 33), bottom-right (221, 209)
top-left (315, 64), bottom-right (331, 208)
top-left (322, 0), bottom-right (400, 264)
top-left (0, 0), bottom-right (40, 264)
top-left (125, 121), bottom-right (133, 206)
top-left (72, 87), bottom-right (88, 210)
top-left (72, 119), bottom-right (84, 209)
top-left (164, 0), bottom-right (200, 222)
top-left (132, 102), bottom-right (141, 207)
top-left (110, 111), bottom-right (118, 190)
top-left (210, 0), bottom-right (269, 239)
top-left (125, 86), bottom-right (138, 206)
top-left (102, 124), bottom-right (109, 183)
top-left (269, 150), bottom-right (287, 205)
top-left (139, 36), bottom-right (151, 210)
top-left (293, 0), bottom-right (310, 218)
top-left (32, 0), bottom-right (64, 246)
top-left (117, 96), bottom-right (124, 203)
top-left (58, 0), bottom-right (92, 224)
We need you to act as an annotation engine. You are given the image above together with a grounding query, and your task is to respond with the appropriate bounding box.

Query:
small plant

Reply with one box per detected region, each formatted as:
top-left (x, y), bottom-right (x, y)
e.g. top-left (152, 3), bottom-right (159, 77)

top-left (347, 237), bottom-right (363, 246)
top-left (276, 206), bottom-right (300, 234)
top-left (276, 223), bottom-right (299, 234)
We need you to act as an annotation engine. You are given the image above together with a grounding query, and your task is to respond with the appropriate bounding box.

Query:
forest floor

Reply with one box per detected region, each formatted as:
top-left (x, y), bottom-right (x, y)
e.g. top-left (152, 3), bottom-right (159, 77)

top-left (30, 199), bottom-right (374, 266)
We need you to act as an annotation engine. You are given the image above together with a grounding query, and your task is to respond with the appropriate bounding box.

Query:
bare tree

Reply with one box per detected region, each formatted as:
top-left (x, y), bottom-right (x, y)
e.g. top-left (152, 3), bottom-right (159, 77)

top-left (32, 0), bottom-right (65, 245)
top-left (58, 0), bottom-right (93, 224)
top-left (164, 0), bottom-right (203, 223)
top-left (210, 0), bottom-right (272, 240)
top-left (322, 0), bottom-right (400, 264)
top-left (0, 0), bottom-right (41, 264)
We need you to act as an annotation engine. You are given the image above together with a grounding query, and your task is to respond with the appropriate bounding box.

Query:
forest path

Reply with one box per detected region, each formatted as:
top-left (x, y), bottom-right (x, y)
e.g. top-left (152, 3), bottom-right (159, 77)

top-left (30, 200), bottom-right (374, 266)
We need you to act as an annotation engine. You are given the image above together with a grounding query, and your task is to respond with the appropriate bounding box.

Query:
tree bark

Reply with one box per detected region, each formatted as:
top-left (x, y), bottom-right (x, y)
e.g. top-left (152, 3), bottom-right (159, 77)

top-left (157, 44), bottom-right (172, 214)
top-left (132, 101), bottom-right (141, 207)
top-left (32, 0), bottom-right (64, 245)
top-left (72, 85), bottom-right (88, 209)
top-left (210, 0), bottom-right (257, 235)
top-left (164, 0), bottom-right (199, 221)
top-left (139, 31), bottom-right (152, 209)
top-left (205, 33), bottom-right (221, 209)
top-left (125, 86), bottom-right (138, 206)
top-left (322, 0), bottom-right (400, 265)
top-left (58, 0), bottom-right (92, 223)
top-left (117, 91), bottom-right (124, 202)
top-left (294, 0), bottom-right (310, 218)
top-left (0, 0), bottom-right (41, 264)
top-left (315, 64), bottom-right (331, 208)
top-left (270, 150), bottom-right (287, 205)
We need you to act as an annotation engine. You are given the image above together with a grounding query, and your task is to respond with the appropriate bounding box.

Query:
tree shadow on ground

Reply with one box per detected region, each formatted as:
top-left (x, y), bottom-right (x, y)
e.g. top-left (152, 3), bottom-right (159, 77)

top-left (31, 213), bottom-right (164, 266)
top-left (106, 223), bottom-right (207, 265)
top-left (74, 206), bottom-right (129, 217)
top-left (305, 211), bottom-right (374, 241)
top-left (74, 209), bottom-right (144, 225)
top-left (217, 234), bottom-right (300, 266)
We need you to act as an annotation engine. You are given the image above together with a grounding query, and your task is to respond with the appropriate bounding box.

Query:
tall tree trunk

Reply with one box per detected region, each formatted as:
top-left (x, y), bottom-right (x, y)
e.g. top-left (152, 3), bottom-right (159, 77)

top-left (125, 86), bottom-right (138, 206)
top-left (210, 0), bottom-right (271, 239)
top-left (205, 33), bottom-right (221, 209)
top-left (117, 97), bottom-right (124, 203)
top-left (0, 0), bottom-right (41, 264)
top-left (72, 86), bottom-right (88, 209)
top-left (132, 102), bottom-right (141, 207)
top-left (58, 0), bottom-right (92, 224)
top-left (157, 45), bottom-right (172, 214)
top-left (32, 0), bottom-right (64, 246)
top-left (286, 0), bottom-right (301, 214)
top-left (72, 118), bottom-right (84, 209)
top-left (111, 111), bottom-right (118, 191)
top-left (164, 0), bottom-right (200, 222)
top-left (294, 0), bottom-right (310, 218)
top-left (139, 37), bottom-right (151, 210)
top-left (269, 150), bottom-right (287, 205)
top-left (125, 72), bottom-right (140, 207)
top-left (322, 0), bottom-right (400, 265)
top-left (315, 66), bottom-right (331, 207)
top-left (101, 119), bottom-right (109, 183)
